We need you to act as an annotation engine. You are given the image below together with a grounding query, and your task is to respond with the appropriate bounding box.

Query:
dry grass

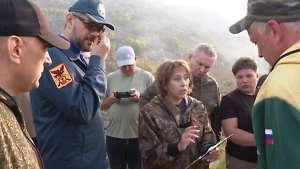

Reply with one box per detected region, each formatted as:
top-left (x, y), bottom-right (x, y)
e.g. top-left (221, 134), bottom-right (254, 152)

top-left (211, 143), bottom-right (226, 169)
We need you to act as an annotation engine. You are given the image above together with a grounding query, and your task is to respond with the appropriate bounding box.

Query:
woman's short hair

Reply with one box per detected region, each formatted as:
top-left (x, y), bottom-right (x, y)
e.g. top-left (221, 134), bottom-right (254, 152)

top-left (232, 56), bottom-right (258, 76)
top-left (155, 59), bottom-right (193, 96)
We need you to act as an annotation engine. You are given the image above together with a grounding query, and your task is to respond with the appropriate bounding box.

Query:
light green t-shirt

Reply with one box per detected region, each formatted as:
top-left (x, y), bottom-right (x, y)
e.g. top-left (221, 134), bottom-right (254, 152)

top-left (105, 67), bottom-right (154, 138)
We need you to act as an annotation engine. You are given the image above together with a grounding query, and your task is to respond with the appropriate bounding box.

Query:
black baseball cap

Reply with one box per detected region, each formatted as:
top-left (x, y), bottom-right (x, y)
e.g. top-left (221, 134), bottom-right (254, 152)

top-left (69, 0), bottom-right (115, 30)
top-left (0, 0), bottom-right (70, 50)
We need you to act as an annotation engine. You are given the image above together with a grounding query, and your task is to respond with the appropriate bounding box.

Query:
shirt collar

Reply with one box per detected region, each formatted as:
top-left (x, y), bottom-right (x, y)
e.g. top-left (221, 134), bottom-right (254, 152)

top-left (58, 34), bottom-right (80, 56)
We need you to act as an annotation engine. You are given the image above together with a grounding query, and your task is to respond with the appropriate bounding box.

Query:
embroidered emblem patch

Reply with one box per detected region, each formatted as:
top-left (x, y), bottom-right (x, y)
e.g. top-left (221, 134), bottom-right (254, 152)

top-left (49, 63), bottom-right (73, 89)
top-left (97, 4), bottom-right (106, 18)
top-left (265, 129), bottom-right (274, 145)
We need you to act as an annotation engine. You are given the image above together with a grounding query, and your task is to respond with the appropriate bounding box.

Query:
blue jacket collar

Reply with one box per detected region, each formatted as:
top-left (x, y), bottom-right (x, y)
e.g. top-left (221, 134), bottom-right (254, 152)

top-left (58, 34), bottom-right (80, 61)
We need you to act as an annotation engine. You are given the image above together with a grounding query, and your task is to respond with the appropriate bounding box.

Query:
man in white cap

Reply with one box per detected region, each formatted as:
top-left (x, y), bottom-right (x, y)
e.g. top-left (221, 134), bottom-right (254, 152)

top-left (101, 46), bottom-right (154, 169)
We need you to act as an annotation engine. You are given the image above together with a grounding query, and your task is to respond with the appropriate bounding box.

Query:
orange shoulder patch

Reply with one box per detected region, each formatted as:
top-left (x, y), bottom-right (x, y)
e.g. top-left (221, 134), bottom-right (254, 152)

top-left (49, 63), bottom-right (73, 89)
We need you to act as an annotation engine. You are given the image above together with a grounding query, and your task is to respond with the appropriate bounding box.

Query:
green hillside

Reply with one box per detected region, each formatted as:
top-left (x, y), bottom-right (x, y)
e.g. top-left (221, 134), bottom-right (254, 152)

top-left (31, 0), bottom-right (268, 94)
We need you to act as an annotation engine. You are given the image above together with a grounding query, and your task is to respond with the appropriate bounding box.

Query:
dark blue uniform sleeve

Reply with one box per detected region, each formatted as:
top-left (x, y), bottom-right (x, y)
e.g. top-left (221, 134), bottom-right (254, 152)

top-left (32, 49), bottom-right (106, 125)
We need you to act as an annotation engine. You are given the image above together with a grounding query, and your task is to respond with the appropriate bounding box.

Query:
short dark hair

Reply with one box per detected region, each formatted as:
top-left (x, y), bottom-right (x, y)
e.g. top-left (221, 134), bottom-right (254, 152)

top-left (155, 59), bottom-right (193, 96)
top-left (232, 56), bottom-right (258, 75)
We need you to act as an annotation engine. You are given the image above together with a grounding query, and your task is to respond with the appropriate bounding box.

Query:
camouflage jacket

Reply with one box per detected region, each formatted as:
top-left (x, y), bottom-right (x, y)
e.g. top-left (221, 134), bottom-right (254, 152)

top-left (0, 89), bottom-right (43, 169)
top-left (139, 73), bottom-right (221, 140)
top-left (139, 95), bottom-right (217, 169)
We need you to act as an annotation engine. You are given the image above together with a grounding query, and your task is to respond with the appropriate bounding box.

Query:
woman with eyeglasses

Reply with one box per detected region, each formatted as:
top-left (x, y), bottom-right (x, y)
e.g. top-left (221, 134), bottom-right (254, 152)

top-left (138, 59), bottom-right (219, 169)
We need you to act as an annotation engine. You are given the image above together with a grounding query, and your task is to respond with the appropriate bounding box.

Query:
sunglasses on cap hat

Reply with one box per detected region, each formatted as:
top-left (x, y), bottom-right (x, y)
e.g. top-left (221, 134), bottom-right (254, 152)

top-left (72, 14), bottom-right (105, 33)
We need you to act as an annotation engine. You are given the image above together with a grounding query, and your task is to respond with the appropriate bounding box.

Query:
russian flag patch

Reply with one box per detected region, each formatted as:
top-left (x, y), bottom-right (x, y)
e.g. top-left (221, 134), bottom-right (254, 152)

top-left (265, 129), bottom-right (273, 145)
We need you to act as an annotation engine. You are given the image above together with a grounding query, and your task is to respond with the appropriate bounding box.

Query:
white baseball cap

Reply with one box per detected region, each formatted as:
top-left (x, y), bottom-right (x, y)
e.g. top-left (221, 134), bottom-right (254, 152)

top-left (117, 46), bottom-right (136, 67)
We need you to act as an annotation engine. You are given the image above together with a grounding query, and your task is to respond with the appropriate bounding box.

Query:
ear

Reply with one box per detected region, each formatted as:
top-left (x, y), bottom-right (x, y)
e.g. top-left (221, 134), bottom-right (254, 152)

top-left (7, 36), bottom-right (22, 65)
top-left (256, 72), bottom-right (259, 78)
top-left (266, 20), bottom-right (282, 44)
top-left (163, 79), bottom-right (169, 91)
top-left (188, 53), bottom-right (193, 61)
top-left (66, 13), bottom-right (75, 29)
top-left (134, 56), bottom-right (137, 61)
top-left (163, 85), bottom-right (168, 91)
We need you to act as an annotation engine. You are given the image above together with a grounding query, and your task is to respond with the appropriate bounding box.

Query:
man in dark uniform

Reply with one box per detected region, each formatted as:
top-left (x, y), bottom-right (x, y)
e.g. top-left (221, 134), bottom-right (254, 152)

top-left (0, 0), bottom-right (69, 168)
top-left (30, 0), bottom-right (114, 168)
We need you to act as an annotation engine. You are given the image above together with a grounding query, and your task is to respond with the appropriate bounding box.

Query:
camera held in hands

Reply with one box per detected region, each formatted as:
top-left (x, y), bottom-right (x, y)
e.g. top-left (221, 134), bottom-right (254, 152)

top-left (114, 91), bottom-right (133, 98)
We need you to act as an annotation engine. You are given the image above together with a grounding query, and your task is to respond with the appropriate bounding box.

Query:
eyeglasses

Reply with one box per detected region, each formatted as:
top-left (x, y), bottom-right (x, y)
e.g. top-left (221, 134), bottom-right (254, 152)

top-left (72, 14), bottom-right (105, 33)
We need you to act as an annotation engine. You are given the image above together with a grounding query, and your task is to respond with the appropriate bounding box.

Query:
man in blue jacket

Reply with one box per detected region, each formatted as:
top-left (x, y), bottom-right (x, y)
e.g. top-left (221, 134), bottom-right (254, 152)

top-left (30, 0), bottom-right (114, 168)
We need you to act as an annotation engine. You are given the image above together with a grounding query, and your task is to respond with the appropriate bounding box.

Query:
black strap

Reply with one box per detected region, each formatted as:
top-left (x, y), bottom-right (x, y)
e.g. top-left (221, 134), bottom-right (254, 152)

top-left (157, 96), bottom-right (180, 128)
top-left (60, 49), bottom-right (87, 72)
top-left (73, 59), bottom-right (87, 72)
top-left (271, 48), bottom-right (300, 71)
top-left (157, 96), bottom-right (192, 128)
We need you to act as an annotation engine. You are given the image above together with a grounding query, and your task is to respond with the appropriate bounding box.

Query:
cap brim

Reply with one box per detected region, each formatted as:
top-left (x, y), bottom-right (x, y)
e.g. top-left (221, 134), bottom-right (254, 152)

top-left (86, 14), bottom-right (115, 30)
top-left (229, 16), bottom-right (253, 34)
top-left (39, 32), bottom-right (70, 50)
top-left (117, 59), bottom-right (135, 67)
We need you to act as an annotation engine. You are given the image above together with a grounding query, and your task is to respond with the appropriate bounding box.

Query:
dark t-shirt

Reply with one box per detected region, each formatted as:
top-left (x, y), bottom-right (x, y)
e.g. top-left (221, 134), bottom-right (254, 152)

top-left (220, 88), bottom-right (258, 163)
top-left (176, 98), bottom-right (187, 115)
top-left (257, 74), bottom-right (268, 87)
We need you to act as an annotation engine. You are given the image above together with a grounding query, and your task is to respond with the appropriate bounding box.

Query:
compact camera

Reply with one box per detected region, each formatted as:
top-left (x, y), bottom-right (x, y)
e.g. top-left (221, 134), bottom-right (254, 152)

top-left (114, 91), bottom-right (133, 98)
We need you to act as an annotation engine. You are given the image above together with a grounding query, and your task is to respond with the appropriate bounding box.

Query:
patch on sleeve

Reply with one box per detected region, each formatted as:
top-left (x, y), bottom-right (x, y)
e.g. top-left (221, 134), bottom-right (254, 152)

top-left (49, 63), bottom-right (73, 89)
top-left (265, 129), bottom-right (274, 145)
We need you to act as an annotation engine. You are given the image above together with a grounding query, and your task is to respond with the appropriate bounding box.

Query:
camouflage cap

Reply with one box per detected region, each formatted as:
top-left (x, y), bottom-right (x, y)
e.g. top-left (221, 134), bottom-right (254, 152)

top-left (229, 0), bottom-right (300, 34)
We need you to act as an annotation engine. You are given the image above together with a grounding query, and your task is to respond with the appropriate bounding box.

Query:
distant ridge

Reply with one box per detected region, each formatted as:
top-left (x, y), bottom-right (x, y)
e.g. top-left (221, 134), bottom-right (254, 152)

top-left (32, 0), bottom-right (268, 74)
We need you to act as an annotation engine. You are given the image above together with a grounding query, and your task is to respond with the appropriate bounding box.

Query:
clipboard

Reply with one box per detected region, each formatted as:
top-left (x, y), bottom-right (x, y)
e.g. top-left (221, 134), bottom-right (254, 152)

top-left (184, 134), bottom-right (233, 169)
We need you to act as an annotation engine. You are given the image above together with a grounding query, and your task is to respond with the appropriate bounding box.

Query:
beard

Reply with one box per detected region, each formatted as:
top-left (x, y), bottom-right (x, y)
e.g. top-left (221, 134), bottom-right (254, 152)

top-left (70, 28), bottom-right (95, 52)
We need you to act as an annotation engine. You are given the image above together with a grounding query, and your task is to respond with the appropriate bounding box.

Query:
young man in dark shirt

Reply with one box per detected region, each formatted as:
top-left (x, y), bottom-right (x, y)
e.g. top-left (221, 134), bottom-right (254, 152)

top-left (220, 57), bottom-right (259, 169)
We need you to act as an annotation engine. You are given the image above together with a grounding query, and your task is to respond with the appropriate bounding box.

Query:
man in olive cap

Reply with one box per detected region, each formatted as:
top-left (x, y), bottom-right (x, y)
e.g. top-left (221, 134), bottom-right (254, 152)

top-left (229, 0), bottom-right (300, 169)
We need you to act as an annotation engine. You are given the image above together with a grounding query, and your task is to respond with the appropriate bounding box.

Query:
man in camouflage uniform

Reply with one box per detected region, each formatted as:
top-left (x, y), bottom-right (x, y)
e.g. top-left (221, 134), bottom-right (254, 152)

top-left (139, 43), bottom-right (221, 142)
top-left (0, 0), bottom-right (69, 168)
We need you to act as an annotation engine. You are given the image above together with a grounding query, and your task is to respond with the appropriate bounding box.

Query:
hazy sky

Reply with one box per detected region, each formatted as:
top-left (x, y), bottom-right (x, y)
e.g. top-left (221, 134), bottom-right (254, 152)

top-left (160, 0), bottom-right (270, 73)
top-left (162, 0), bottom-right (247, 22)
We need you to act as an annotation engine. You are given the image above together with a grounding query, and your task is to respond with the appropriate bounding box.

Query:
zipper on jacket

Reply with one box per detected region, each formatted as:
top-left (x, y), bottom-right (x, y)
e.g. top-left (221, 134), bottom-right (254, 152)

top-left (22, 130), bottom-right (45, 169)
top-left (0, 90), bottom-right (45, 169)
